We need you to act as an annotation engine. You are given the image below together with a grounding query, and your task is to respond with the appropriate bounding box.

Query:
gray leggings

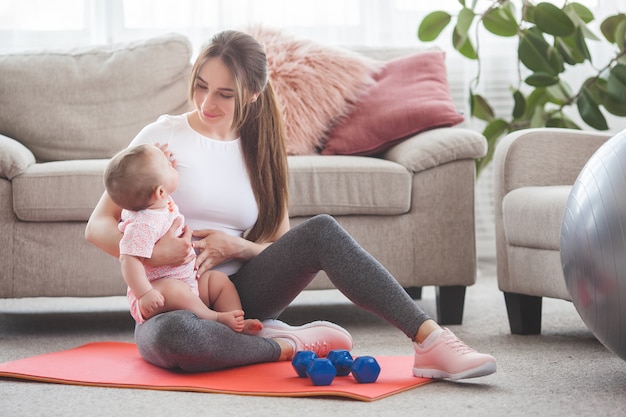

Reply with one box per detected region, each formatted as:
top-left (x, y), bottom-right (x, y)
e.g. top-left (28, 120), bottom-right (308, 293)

top-left (134, 214), bottom-right (431, 372)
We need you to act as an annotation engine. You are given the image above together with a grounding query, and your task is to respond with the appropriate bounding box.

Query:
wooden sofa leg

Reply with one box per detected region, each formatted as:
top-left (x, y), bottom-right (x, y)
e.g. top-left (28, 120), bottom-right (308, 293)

top-left (404, 286), bottom-right (422, 300)
top-left (504, 292), bottom-right (542, 335)
top-left (436, 286), bottom-right (466, 325)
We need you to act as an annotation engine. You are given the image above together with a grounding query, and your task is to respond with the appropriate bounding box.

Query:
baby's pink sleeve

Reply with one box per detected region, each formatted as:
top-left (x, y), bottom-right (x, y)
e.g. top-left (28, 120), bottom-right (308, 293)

top-left (119, 222), bottom-right (159, 259)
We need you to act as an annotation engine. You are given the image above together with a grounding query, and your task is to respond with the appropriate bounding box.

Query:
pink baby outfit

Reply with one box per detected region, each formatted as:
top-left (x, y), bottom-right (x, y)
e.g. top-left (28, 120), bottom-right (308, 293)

top-left (119, 197), bottom-right (196, 323)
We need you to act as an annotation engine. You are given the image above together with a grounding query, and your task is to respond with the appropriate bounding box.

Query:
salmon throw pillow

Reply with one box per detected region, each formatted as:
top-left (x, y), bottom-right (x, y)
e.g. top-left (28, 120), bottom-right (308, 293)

top-left (322, 50), bottom-right (464, 156)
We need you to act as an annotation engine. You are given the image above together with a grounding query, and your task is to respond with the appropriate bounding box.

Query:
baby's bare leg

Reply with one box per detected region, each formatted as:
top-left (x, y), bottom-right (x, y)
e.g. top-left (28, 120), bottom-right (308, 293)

top-left (199, 271), bottom-right (263, 334)
top-left (152, 279), bottom-right (222, 322)
top-left (199, 270), bottom-right (242, 310)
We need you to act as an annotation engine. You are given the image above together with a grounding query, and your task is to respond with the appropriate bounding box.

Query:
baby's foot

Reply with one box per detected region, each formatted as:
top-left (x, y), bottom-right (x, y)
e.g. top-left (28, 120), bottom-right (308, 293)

top-left (242, 319), bottom-right (263, 335)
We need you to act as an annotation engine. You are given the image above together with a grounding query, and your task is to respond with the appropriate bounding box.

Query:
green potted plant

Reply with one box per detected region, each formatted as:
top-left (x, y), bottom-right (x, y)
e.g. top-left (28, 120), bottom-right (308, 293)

top-left (418, 1), bottom-right (626, 175)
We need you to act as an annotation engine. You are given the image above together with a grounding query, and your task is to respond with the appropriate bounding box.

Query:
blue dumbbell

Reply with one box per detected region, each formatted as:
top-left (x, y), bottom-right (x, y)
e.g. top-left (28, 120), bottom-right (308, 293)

top-left (292, 350), bottom-right (318, 378)
top-left (291, 351), bottom-right (337, 386)
top-left (327, 349), bottom-right (381, 383)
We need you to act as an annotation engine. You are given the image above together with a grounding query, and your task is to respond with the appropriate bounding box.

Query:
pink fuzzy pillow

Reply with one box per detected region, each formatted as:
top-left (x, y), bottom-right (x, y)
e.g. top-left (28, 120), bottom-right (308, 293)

top-left (321, 50), bottom-right (464, 156)
top-left (246, 26), bottom-right (383, 155)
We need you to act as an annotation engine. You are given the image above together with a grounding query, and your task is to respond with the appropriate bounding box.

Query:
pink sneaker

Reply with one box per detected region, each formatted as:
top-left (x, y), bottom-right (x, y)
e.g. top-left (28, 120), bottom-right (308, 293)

top-left (413, 328), bottom-right (496, 380)
top-left (258, 319), bottom-right (353, 357)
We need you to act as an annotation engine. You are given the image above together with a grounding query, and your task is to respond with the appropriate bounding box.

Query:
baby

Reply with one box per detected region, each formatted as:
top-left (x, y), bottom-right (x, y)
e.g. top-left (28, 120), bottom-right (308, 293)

top-left (104, 143), bottom-right (262, 334)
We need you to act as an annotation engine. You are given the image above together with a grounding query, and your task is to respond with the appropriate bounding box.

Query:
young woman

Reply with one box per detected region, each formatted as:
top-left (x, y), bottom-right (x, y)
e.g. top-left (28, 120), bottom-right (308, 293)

top-left (86, 30), bottom-right (496, 379)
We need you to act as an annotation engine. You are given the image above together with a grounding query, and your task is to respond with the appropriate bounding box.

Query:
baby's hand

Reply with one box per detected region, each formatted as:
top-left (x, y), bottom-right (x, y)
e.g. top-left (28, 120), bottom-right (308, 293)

top-left (138, 288), bottom-right (165, 320)
top-left (217, 310), bottom-right (245, 332)
top-left (154, 142), bottom-right (177, 168)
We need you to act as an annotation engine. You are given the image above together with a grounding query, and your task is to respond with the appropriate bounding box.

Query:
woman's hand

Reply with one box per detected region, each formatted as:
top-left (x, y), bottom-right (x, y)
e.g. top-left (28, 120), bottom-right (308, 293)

top-left (146, 217), bottom-right (194, 267)
top-left (192, 229), bottom-right (247, 277)
top-left (155, 142), bottom-right (177, 168)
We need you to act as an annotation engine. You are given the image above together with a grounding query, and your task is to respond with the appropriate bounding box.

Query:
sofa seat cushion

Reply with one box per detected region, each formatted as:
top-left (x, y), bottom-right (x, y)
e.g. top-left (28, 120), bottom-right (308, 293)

top-left (13, 155), bottom-right (411, 222)
top-left (502, 185), bottom-right (572, 250)
top-left (287, 155), bottom-right (411, 216)
top-left (13, 160), bottom-right (108, 222)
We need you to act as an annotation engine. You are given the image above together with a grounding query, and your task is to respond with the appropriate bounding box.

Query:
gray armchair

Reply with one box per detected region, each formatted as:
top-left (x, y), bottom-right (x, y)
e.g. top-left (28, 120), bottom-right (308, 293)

top-left (493, 128), bottom-right (612, 334)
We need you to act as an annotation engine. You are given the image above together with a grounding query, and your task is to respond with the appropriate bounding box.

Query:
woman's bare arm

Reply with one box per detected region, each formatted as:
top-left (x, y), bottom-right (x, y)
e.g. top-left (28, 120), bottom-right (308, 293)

top-left (85, 191), bottom-right (194, 266)
top-left (85, 191), bottom-right (123, 258)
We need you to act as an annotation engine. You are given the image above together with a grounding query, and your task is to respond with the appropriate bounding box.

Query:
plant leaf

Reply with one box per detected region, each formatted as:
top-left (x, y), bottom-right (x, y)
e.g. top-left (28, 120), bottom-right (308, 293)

top-left (530, 105), bottom-right (546, 128)
top-left (565, 2), bottom-right (594, 24)
top-left (533, 2), bottom-right (576, 37)
top-left (592, 74), bottom-right (626, 115)
top-left (546, 81), bottom-right (572, 105)
top-left (603, 95), bottom-right (626, 117)
top-left (519, 30), bottom-right (550, 72)
top-left (577, 89), bottom-right (608, 130)
top-left (476, 118), bottom-right (509, 176)
top-left (525, 88), bottom-right (548, 109)
top-left (452, 29), bottom-right (477, 59)
top-left (556, 37), bottom-right (581, 65)
top-left (525, 72), bottom-right (559, 87)
top-left (546, 115), bottom-right (581, 129)
top-left (573, 26), bottom-right (592, 62)
top-left (519, 29), bottom-right (563, 75)
top-left (418, 11), bottom-right (451, 42)
top-left (512, 90), bottom-right (525, 119)
top-left (600, 14), bottom-right (626, 44)
top-left (616, 19), bottom-right (626, 51)
top-left (563, 3), bottom-right (599, 40)
top-left (455, 7), bottom-right (475, 40)
top-left (483, 118), bottom-right (509, 142)
top-left (470, 92), bottom-right (494, 121)
top-left (483, 5), bottom-right (518, 37)
top-left (523, 3), bottom-right (536, 24)
top-left (607, 64), bottom-right (626, 103)
top-left (556, 34), bottom-right (586, 65)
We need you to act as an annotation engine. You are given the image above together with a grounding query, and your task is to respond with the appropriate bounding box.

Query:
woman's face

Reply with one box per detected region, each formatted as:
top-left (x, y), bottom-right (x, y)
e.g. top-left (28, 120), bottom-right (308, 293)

top-left (191, 57), bottom-right (237, 140)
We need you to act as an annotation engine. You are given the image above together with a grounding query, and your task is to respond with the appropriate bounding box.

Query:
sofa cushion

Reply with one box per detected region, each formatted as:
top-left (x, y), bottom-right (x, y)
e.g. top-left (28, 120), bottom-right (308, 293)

top-left (12, 160), bottom-right (108, 222)
top-left (288, 155), bottom-right (411, 216)
top-left (13, 156), bottom-right (411, 222)
top-left (245, 26), bottom-right (382, 156)
top-left (321, 50), bottom-right (463, 156)
top-left (0, 34), bottom-right (192, 162)
top-left (502, 185), bottom-right (572, 250)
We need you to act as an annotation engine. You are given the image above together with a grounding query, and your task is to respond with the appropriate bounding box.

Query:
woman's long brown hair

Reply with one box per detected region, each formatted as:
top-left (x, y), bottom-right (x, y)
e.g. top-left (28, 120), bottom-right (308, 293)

top-left (189, 30), bottom-right (288, 243)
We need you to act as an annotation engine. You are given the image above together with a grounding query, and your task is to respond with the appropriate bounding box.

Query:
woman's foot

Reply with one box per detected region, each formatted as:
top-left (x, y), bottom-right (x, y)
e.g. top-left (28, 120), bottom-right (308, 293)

top-left (258, 319), bottom-right (353, 358)
top-left (241, 319), bottom-right (263, 335)
top-left (413, 328), bottom-right (496, 380)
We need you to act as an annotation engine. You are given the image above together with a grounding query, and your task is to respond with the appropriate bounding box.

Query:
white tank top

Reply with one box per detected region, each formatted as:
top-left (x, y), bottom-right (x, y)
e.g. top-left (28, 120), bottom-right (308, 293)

top-left (129, 113), bottom-right (258, 275)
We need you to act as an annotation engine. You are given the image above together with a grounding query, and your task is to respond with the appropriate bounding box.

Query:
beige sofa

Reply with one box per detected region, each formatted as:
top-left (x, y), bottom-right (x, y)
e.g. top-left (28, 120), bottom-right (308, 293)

top-left (493, 128), bottom-right (612, 334)
top-left (0, 34), bottom-right (487, 324)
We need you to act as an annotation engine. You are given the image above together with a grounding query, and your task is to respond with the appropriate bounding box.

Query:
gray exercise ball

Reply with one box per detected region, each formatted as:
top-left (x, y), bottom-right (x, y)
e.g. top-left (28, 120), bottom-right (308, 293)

top-left (561, 128), bottom-right (626, 362)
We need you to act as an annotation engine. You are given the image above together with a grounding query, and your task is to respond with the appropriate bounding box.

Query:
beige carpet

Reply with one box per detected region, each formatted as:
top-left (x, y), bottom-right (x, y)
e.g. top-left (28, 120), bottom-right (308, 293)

top-left (1, 260), bottom-right (624, 417)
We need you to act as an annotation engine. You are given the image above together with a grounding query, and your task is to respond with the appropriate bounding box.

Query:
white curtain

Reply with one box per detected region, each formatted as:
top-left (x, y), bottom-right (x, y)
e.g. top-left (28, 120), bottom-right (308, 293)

top-left (3, 1), bottom-right (622, 53)
top-left (0, 0), bottom-right (452, 52)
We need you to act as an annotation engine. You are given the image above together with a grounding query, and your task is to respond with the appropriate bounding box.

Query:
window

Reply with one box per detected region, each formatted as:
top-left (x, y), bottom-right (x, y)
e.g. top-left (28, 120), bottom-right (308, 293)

top-left (1, 0), bottom-right (624, 259)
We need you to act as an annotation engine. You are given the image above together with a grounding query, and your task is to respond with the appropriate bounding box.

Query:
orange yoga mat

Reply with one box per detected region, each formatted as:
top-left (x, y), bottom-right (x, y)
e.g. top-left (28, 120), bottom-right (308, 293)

top-left (0, 342), bottom-right (432, 401)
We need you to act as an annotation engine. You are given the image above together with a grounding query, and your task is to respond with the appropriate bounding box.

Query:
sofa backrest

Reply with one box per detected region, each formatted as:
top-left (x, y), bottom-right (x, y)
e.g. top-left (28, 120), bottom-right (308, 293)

top-left (0, 34), bottom-right (192, 162)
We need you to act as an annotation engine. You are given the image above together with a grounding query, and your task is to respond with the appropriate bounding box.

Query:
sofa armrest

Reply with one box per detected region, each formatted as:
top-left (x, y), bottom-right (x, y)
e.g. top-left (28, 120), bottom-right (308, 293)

top-left (0, 134), bottom-right (36, 180)
top-left (493, 128), bottom-right (612, 199)
top-left (382, 127), bottom-right (487, 173)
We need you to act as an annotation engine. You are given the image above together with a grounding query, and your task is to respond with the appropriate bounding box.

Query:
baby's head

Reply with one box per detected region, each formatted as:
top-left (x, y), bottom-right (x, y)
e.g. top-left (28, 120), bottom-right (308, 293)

top-left (104, 144), bottom-right (177, 211)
